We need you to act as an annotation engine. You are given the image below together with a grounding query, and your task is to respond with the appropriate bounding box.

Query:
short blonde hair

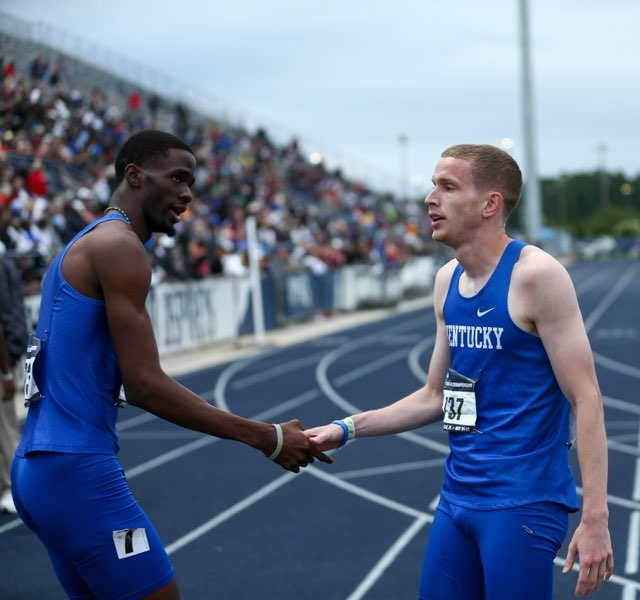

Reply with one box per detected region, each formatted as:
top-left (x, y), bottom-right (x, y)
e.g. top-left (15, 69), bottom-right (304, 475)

top-left (442, 144), bottom-right (522, 219)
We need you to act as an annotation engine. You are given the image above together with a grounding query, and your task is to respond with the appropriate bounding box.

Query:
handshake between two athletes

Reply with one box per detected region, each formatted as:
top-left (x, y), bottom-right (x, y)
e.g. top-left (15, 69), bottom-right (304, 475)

top-left (269, 416), bottom-right (357, 473)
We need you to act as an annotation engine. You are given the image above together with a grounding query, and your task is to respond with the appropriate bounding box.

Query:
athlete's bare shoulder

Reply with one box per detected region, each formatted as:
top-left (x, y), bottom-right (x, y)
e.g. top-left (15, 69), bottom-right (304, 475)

top-left (513, 244), bottom-right (571, 290)
top-left (510, 244), bottom-right (577, 331)
top-left (436, 258), bottom-right (458, 280)
top-left (91, 221), bottom-right (150, 291)
top-left (64, 219), bottom-right (148, 299)
top-left (434, 259), bottom-right (458, 294)
top-left (433, 259), bottom-right (458, 316)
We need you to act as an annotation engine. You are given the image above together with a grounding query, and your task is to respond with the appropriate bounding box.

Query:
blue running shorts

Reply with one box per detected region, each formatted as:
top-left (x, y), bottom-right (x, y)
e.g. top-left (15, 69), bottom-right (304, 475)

top-left (11, 452), bottom-right (174, 600)
top-left (418, 497), bottom-right (568, 600)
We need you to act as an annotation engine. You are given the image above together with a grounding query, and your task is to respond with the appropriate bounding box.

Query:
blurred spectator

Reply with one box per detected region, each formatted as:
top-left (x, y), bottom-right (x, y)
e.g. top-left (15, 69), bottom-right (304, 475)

top-left (2, 60), bottom-right (15, 78)
top-left (0, 252), bottom-right (28, 514)
top-left (185, 239), bottom-right (213, 279)
top-left (25, 158), bottom-right (48, 197)
top-left (46, 55), bottom-right (64, 87)
top-left (29, 54), bottom-right (48, 81)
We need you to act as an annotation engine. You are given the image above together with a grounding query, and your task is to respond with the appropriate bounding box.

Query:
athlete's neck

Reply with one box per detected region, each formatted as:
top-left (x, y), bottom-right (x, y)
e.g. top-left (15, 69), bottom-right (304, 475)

top-left (454, 233), bottom-right (511, 281)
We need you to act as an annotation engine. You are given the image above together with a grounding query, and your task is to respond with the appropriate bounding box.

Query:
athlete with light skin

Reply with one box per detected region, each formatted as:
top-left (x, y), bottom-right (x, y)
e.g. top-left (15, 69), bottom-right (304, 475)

top-left (308, 144), bottom-right (613, 599)
top-left (11, 130), bottom-right (331, 600)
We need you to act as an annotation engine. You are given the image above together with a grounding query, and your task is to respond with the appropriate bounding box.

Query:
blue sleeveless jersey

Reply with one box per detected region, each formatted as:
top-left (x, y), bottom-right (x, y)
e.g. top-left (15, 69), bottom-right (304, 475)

top-left (16, 214), bottom-right (127, 456)
top-left (440, 240), bottom-right (578, 511)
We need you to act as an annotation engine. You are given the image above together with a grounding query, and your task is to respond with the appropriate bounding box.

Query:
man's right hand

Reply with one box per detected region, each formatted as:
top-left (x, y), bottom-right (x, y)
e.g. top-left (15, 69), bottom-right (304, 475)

top-left (269, 420), bottom-right (333, 473)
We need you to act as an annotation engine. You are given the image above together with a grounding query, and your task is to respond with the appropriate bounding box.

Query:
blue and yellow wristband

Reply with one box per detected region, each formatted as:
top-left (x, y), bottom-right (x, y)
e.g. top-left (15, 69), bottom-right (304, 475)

top-left (332, 417), bottom-right (356, 448)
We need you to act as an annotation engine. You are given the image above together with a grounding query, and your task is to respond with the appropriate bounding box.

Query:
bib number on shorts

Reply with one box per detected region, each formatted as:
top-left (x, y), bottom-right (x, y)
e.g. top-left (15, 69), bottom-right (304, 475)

top-left (23, 334), bottom-right (43, 406)
top-left (113, 528), bottom-right (150, 559)
top-left (442, 368), bottom-right (477, 433)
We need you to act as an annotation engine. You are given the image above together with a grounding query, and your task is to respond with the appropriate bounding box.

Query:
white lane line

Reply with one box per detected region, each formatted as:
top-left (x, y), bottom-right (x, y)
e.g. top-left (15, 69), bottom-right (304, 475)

top-left (607, 396), bottom-right (640, 414)
top-left (125, 436), bottom-right (216, 478)
top-left (408, 334), bottom-right (436, 382)
top-left (626, 512), bottom-right (640, 575)
top-left (583, 263), bottom-right (637, 333)
top-left (306, 465), bottom-right (431, 520)
top-left (334, 347), bottom-right (411, 387)
top-left (347, 516), bottom-right (430, 600)
top-left (609, 437), bottom-right (640, 452)
top-left (603, 396), bottom-right (640, 416)
top-left (398, 431), bottom-right (450, 454)
top-left (118, 431), bottom-right (202, 440)
top-left (610, 441), bottom-right (640, 458)
top-left (231, 349), bottom-right (331, 390)
top-left (250, 389), bottom-right (321, 422)
top-left (0, 519), bottom-right (23, 535)
top-left (335, 457), bottom-right (446, 480)
top-left (165, 471), bottom-right (296, 556)
top-left (118, 412), bottom-right (157, 430)
top-left (626, 422), bottom-right (640, 575)
top-left (594, 352), bottom-right (640, 379)
top-left (215, 352), bottom-right (260, 412)
top-left (574, 270), bottom-right (613, 296)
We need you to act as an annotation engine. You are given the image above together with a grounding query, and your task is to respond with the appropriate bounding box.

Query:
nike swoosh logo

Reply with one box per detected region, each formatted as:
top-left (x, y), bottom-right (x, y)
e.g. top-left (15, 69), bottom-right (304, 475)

top-left (476, 307), bottom-right (496, 317)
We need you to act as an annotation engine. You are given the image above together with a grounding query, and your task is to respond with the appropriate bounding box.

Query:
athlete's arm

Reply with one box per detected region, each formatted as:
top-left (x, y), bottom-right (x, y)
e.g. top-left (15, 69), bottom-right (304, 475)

top-left (307, 261), bottom-right (454, 450)
top-left (513, 248), bottom-right (613, 596)
top-left (87, 223), bottom-right (330, 472)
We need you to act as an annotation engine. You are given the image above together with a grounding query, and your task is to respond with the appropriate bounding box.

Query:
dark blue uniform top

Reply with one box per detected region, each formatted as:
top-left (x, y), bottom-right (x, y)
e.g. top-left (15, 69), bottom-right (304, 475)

top-left (17, 214), bottom-right (127, 456)
top-left (440, 240), bottom-right (578, 511)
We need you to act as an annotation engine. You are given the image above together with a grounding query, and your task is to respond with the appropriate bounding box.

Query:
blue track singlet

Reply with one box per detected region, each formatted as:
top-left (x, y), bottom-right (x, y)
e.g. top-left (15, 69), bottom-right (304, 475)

top-left (440, 239), bottom-right (578, 512)
top-left (16, 214), bottom-right (125, 457)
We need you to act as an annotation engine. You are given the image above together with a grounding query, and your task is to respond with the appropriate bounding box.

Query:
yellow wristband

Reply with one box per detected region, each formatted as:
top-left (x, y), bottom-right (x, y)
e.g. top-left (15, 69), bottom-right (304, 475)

top-left (344, 417), bottom-right (356, 441)
top-left (267, 424), bottom-right (284, 461)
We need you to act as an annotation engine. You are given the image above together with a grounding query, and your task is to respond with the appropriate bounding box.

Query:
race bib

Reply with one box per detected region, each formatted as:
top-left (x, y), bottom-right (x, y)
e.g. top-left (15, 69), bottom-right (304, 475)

top-left (113, 528), bottom-right (150, 559)
top-left (442, 368), bottom-right (477, 432)
top-left (23, 334), bottom-right (43, 406)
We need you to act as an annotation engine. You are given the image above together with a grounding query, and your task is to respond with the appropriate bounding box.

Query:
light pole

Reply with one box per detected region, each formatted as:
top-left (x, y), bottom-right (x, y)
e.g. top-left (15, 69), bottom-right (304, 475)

top-left (518, 0), bottom-right (543, 244)
top-left (398, 133), bottom-right (409, 202)
top-left (597, 143), bottom-right (610, 211)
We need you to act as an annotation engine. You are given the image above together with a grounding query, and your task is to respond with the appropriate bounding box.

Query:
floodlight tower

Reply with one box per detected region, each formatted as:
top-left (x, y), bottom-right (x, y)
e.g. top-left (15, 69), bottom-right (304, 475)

top-left (398, 133), bottom-right (409, 202)
top-left (518, 0), bottom-right (543, 244)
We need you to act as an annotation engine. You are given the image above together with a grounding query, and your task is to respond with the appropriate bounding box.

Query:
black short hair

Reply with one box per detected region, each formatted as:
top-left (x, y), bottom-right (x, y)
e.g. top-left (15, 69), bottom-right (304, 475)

top-left (114, 130), bottom-right (194, 184)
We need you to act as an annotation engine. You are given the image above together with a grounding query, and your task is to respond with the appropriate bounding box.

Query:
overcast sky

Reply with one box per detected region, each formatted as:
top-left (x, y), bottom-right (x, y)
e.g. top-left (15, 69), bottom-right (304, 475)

top-left (2, 0), bottom-right (639, 195)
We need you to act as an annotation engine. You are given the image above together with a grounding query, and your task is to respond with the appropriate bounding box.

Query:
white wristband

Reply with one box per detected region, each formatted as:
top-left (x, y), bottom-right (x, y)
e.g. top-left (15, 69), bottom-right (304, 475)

top-left (267, 424), bottom-right (284, 461)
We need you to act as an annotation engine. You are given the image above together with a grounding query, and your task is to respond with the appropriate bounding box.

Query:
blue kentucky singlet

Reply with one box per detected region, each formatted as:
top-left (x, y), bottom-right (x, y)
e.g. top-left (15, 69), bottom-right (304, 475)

top-left (16, 214), bottom-right (128, 457)
top-left (439, 239), bottom-right (578, 511)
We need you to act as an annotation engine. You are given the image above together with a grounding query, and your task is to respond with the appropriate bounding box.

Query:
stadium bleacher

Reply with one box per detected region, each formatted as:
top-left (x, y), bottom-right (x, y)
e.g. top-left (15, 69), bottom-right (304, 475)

top-left (0, 16), bottom-right (441, 299)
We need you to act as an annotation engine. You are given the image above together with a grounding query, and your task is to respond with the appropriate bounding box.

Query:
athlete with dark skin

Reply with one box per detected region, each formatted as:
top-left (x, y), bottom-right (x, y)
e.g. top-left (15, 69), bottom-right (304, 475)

top-left (13, 130), bottom-right (330, 599)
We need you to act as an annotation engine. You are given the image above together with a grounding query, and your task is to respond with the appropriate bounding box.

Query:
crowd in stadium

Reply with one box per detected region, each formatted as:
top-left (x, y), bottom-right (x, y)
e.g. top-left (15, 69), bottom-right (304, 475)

top-left (0, 51), bottom-right (436, 293)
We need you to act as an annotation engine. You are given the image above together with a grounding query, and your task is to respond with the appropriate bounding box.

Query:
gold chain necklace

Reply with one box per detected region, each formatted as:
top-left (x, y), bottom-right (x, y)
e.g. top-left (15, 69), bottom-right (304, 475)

top-left (104, 206), bottom-right (131, 225)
